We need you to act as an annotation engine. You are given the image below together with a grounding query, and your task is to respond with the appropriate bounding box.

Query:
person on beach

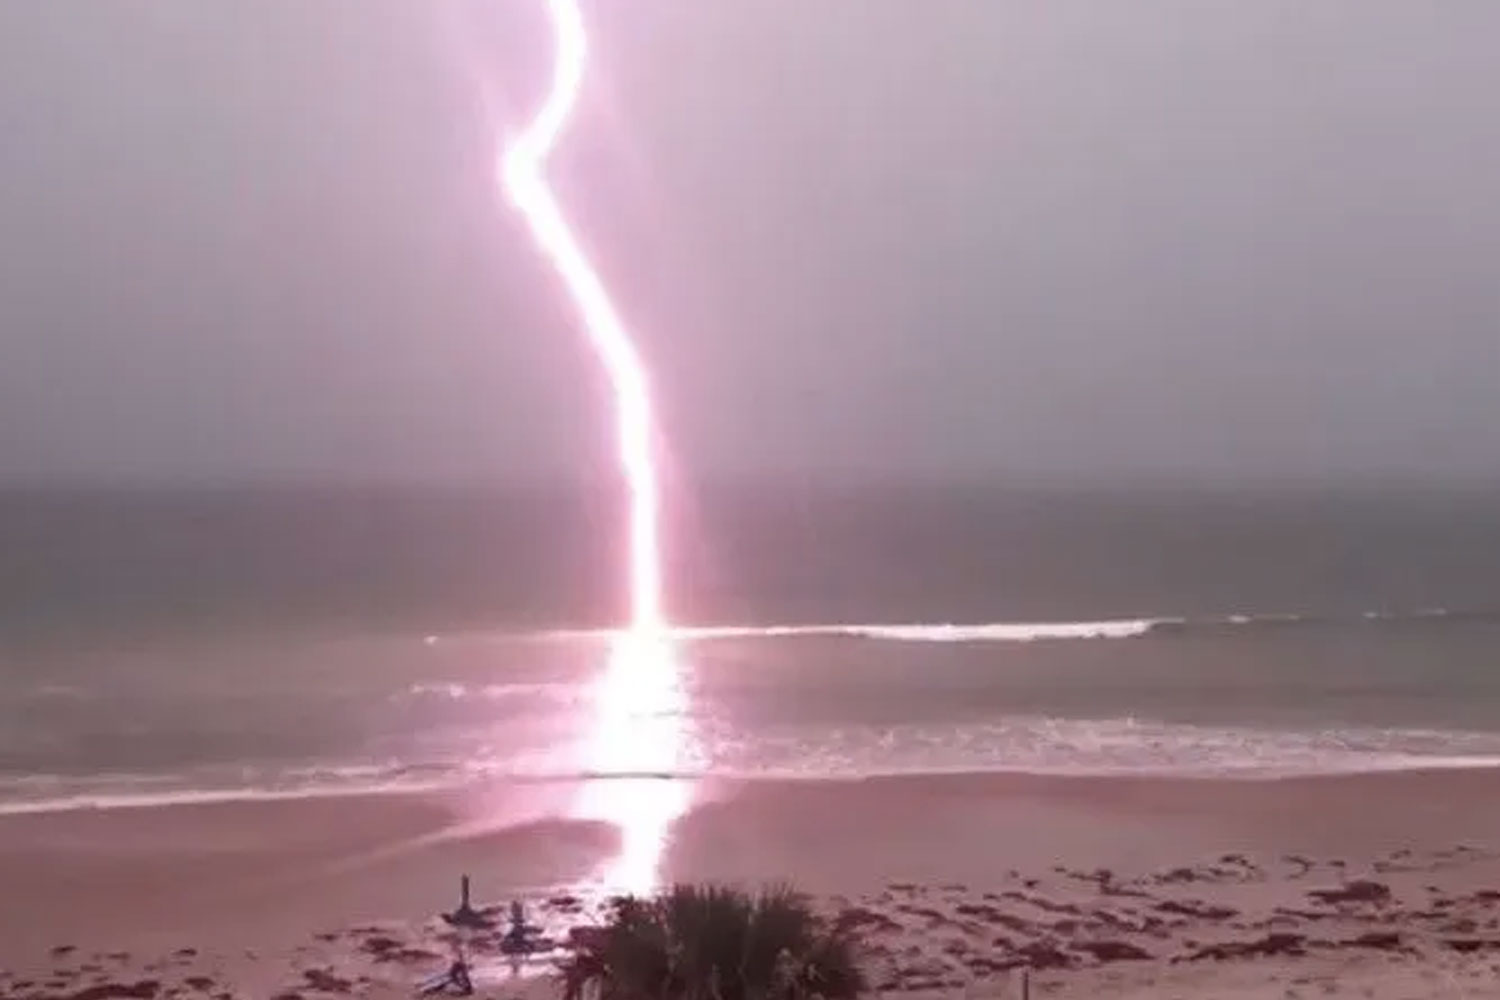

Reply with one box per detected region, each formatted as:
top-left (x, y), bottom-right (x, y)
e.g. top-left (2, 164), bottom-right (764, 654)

top-left (418, 948), bottom-right (474, 997)
top-left (447, 956), bottom-right (473, 996)
top-left (502, 899), bottom-right (538, 954)
top-left (443, 874), bottom-right (492, 930)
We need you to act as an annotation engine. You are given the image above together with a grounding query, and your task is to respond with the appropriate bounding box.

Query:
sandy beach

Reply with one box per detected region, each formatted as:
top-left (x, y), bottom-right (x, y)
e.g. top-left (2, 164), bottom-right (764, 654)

top-left (6, 769), bottom-right (1500, 998)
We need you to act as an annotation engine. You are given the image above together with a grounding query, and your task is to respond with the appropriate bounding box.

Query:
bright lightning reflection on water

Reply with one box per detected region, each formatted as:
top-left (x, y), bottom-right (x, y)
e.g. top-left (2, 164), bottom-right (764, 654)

top-left (574, 632), bottom-right (692, 895)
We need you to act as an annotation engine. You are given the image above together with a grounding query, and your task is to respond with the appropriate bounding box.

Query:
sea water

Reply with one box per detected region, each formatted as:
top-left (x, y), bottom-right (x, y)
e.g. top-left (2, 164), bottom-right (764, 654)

top-left (6, 484), bottom-right (1500, 811)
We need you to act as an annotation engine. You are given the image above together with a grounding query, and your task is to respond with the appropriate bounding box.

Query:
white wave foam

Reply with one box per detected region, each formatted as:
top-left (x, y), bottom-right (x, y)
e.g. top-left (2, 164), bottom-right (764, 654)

top-left (401, 681), bottom-right (568, 702)
top-left (13, 714), bottom-right (1500, 818)
top-left (523, 607), bottom-right (1500, 647)
top-left (835, 621), bottom-right (1160, 642)
top-left (540, 618), bottom-right (1165, 644)
top-left (690, 716), bottom-right (1500, 781)
top-left (0, 782), bottom-right (433, 817)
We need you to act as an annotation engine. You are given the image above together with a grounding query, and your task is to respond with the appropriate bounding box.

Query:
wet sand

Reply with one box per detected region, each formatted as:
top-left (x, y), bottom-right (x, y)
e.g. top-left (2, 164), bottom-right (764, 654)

top-left (6, 769), bottom-right (1500, 997)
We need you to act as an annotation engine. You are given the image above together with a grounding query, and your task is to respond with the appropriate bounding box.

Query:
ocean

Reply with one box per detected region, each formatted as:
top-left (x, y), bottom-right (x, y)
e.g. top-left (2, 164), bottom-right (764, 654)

top-left (6, 483), bottom-right (1500, 812)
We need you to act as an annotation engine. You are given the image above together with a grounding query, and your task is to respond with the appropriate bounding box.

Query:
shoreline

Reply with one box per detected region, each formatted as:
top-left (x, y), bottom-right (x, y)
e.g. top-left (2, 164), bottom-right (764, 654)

top-left (12, 758), bottom-right (1500, 820)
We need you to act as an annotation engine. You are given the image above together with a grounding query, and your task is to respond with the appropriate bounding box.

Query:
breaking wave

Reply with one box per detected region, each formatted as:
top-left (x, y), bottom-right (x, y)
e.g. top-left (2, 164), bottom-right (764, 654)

top-left (671, 620), bottom-right (1158, 642)
top-left (8, 715), bottom-right (1500, 816)
top-left (579, 607), bottom-right (1500, 644)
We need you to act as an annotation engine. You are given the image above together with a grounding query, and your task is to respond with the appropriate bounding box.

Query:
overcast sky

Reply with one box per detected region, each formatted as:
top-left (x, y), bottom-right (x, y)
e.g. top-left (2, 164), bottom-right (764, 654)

top-left (1, 1), bottom-right (1497, 486)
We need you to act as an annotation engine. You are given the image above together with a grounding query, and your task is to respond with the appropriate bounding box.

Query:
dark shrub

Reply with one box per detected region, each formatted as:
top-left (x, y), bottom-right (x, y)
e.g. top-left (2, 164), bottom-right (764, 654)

top-left (562, 884), bottom-right (865, 1000)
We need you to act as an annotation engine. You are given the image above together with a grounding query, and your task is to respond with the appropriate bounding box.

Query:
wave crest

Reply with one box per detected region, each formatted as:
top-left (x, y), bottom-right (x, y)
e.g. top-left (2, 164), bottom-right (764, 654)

top-left (541, 607), bottom-right (1500, 645)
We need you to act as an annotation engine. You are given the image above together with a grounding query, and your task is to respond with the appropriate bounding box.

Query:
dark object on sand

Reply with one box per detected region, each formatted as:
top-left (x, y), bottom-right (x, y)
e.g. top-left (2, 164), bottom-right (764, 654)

top-left (500, 900), bottom-right (546, 955)
top-left (442, 876), bottom-right (494, 930)
top-left (303, 968), bottom-right (355, 993)
top-left (561, 884), bottom-right (863, 1000)
top-left (66, 982), bottom-right (161, 1000)
top-left (1155, 899), bottom-right (1238, 920)
top-left (1074, 940), bottom-right (1153, 962)
top-left (1011, 941), bottom-right (1072, 970)
top-left (1339, 932), bottom-right (1406, 952)
top-left (418, 955), bottom-right (474, 997)
top-left (1180, 933), bottom-right (1307, 962)
top-left (1308, 880), bottom-right (1391, 906)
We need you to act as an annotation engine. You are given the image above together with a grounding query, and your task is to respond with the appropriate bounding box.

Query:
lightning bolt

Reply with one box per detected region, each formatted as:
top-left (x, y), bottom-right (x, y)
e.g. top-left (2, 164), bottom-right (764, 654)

top-left (501, 0), bottom-right (664, 636)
